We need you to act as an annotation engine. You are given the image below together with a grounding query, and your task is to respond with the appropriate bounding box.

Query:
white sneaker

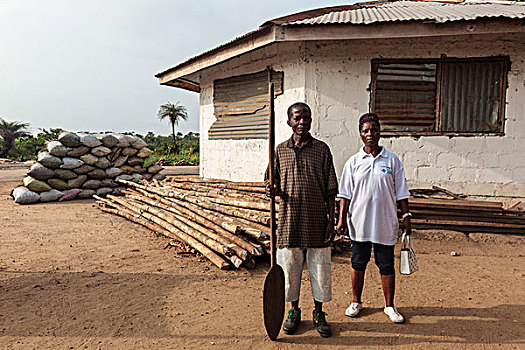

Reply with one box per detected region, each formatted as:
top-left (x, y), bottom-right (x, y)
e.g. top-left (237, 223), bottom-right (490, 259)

top-left (345, 302), bottom-right (363, 317)
top-left (384, 306), bottom-right (404, 323)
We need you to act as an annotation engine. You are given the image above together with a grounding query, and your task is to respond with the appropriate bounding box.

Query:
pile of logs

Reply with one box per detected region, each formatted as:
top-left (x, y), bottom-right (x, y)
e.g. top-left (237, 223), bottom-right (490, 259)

top-left (408, 187), bottom-right (525, 234)
top-left (94, 177), bottom-right (272, 270)
top-left (94, 178), bottom-right (525, 270)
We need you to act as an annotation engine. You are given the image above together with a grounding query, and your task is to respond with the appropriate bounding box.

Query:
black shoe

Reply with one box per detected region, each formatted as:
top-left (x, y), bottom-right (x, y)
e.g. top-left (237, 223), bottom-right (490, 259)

top-left (312, 309), bottom-right (331, 338)
top-left (283, 308), bottom-right (301, 334)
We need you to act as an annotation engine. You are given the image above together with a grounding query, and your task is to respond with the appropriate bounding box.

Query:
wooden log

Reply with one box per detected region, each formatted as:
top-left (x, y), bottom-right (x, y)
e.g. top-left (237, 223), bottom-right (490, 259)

top-left (105, 194), bottom-right (243, 268)
top-left (94, 198), bottom-right (231, 270)
top-left (127, 188), bottom-right (263, 256)
top-left (125, 192), bottom-right (253, 259)
top-left (118, 179), bottom-right (271, 225)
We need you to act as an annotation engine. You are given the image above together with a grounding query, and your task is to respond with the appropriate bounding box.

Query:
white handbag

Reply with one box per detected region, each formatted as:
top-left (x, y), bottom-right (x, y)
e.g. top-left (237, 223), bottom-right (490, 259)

top-left (400, 232), bottom-right (418, 275)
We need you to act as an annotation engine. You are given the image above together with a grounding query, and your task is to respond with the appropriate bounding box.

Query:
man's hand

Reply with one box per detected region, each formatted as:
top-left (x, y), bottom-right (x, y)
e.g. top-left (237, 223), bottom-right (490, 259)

top-left (265, 184), bottom-right (279, 198)
top-left (323, 221), bottom-right (335, 244)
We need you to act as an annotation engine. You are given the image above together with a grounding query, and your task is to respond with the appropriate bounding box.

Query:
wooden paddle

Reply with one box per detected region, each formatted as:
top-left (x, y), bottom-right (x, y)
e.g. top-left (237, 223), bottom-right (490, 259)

top-left (263, 80), bottom-right (285, 341)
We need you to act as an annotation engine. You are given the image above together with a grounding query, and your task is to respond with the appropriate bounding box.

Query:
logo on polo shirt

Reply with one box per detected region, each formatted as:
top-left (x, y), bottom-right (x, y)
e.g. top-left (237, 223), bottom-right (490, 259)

top-left (381, 166), bottom-right (392, 174)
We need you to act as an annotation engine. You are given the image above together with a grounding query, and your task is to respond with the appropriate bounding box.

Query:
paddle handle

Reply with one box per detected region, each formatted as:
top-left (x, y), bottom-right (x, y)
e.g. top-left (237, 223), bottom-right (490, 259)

top-left (268, 81), bottom-right (277, 267)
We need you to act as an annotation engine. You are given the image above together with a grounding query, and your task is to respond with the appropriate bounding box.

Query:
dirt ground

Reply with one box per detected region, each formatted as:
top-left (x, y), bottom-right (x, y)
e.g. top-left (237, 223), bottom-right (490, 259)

top-left (1, 168), bottom-right (524, 349)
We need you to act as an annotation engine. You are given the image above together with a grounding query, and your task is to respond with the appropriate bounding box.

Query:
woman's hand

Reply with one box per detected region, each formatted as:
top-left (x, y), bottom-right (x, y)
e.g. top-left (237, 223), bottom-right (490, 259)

top-left (402, 216), bottom-right (412, 235)
top-left (335, 219), bottom-right (348, 236)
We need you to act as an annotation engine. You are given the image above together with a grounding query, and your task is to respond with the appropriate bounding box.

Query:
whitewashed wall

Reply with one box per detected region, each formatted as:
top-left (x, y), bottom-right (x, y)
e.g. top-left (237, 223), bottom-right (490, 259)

top-left (198, 32), bottom-right (525, 201)
top-left (307, 32), bottom-right (525, 200)
top-left (198, 42), bottom-right (306, 182)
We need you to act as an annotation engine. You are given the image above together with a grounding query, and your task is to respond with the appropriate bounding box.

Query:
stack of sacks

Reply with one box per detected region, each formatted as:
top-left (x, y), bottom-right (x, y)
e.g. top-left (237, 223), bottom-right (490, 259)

top-left (11, 132), bottom-right (165, 204)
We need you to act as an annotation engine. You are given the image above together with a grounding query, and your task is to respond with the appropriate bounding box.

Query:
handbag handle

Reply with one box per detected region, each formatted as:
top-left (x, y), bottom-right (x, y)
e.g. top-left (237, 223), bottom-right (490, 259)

top-left (401, 231), bottom-right (411, 250)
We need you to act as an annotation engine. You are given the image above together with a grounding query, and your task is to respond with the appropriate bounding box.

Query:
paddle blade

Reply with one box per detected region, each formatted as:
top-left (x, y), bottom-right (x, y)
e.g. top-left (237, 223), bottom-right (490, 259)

top-left (263, 265), bottom-right (285, 341)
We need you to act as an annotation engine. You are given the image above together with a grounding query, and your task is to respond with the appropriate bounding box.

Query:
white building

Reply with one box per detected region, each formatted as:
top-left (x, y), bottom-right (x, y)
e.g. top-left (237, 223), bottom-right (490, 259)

top-left (156, 0), bottom-right (525, 202)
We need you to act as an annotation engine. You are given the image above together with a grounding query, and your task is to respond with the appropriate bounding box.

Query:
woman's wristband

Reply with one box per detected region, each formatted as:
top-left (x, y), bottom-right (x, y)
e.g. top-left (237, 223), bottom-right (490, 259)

top-left (401, 212), bottom-right (412, 220)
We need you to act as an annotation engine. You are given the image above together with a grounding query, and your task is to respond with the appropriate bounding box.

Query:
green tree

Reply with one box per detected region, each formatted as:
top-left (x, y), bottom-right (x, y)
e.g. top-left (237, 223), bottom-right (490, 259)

top-left (0, 118), bottom-right (31, 158)
top-left (157, 102), bottom-right (188, 153)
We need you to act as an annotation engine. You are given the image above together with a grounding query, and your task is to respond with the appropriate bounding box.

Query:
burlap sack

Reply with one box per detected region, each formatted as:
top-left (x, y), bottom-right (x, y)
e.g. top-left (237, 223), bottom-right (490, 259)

top-left (130, 136), bottom-right (147, 149)
top-left (47, 141), bottom-right (69, 157)
top-left (40, 189), bottom-right (64, 202)
top-left (80, 134), bottom-right (102, 148)
top-left (12, 186), bottom-right (40, 204)
top-left (127, 156), bottom-right (143, 166)
top-left (96, 187), bottom-right (113, 197)
top-left (137, 148), bottom-right (154, 159)
top-left (94, 157), bottom-right (111, 169)
top-left (105, 167), bottom-right (123, 178)
top-left (47, 178), bottom-right (69, 190)
top-left (83, 179), bottom-right (102, 189)
top-left (28, 163), bottom-right (55, 180)
top-left (91, 146), bottom-right (111, 157)
top-left (120, 165), bottom-right (136, 174)
top-left (113, 155), bottom-right (128, 167)
top-left (88, 169), bottom-right (106, 179)
top-left (122, 147), bottom-right (138, 156)
top-left (101, 134), bottom-right (118, 148)
top-left (67, 146), bottom-right (89, 157)
top-left (148, 164), bottom-right (163, 174)
top-left (58, 132), bottom-right (81, 147)
top-left (37, 151), bottom-right (63, 168)
top-left (77, 189), bottom-right (96, 199)
top-left (60, 157), bottom-right (84, 169)
top-left (80, 154), bottom-right (98, 165)
top-left (55, 169), bottom-right (77, 180)
top-left (24, 176), bottom-right (52, 192)
top-left (73, 164), bottom-right (95, 175)
top-left (59, 189), bottom-right (82, 201)
top-left (101, 178), bottom-right (118, 188)
top-left (68, 175), bottom-right (88, 188)
top-left (116, 134), bottom-right (132, 148)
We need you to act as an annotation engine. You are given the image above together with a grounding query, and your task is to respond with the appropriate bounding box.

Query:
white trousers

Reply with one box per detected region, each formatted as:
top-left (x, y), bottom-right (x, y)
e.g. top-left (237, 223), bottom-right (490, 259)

top-left (276, 247), bottom-right (332, 303)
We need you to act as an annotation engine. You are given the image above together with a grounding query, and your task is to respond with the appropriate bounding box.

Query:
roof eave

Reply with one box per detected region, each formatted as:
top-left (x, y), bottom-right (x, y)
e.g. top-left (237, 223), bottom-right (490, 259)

top-left (155, 25), bottom-right (281, 91)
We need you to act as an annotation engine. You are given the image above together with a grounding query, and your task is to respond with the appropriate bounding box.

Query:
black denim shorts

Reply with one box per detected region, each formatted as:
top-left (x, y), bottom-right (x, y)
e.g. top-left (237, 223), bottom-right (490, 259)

top-left (351, 241), bottom-right (395, 275)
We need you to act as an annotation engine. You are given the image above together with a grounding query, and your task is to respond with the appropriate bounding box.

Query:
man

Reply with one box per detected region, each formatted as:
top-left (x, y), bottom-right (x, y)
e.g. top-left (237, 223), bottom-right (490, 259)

top-left (265, 102), bottom-right (338, 337)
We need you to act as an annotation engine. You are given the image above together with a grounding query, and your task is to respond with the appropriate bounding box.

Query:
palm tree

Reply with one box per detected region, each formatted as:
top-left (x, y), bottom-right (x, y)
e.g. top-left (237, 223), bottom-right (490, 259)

top-left (157, 102), bottom-right (188, 154)
top-left (0, 118), bottom-right (31, 158)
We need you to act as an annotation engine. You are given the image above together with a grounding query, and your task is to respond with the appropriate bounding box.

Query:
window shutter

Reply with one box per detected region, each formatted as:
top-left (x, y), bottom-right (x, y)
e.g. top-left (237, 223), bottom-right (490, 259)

top-left (210, 70), bottom-right (283, 140)
top-left (372, 62), bottom-right (437, 132)
top-left (441, 60), bottom-right (506, 132)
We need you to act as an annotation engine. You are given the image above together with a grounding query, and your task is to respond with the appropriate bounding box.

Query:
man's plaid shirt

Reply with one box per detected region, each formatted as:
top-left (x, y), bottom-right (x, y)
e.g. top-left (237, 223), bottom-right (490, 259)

top-left (266, 135), bottom-right (338, 248)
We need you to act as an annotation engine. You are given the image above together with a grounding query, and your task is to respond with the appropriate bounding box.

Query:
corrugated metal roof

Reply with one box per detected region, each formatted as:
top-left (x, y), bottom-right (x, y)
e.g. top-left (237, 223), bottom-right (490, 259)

top-left (283, 1), bottom-right (525, 25)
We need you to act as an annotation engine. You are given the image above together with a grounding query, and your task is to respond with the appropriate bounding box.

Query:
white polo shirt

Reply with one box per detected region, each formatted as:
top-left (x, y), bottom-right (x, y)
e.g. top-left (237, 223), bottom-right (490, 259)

top-left (338, 146), bottom-right (410, 246)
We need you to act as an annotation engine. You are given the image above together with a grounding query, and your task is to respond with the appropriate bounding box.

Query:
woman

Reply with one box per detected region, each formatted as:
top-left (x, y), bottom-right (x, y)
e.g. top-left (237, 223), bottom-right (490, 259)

top-left (336, 112), bottom-right (412, 323)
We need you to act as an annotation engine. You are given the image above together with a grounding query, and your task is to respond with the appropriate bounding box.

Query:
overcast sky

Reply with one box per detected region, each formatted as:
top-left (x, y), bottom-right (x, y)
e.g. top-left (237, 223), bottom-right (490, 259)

top-left (0, 0), bottom-right (357, 137)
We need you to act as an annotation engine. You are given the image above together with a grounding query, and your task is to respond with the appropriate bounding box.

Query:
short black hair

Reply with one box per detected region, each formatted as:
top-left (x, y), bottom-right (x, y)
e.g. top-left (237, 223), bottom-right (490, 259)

top-left (287, 102), bottom-right (311, 120)
top-left (359, 112), bottom-right (381, 132)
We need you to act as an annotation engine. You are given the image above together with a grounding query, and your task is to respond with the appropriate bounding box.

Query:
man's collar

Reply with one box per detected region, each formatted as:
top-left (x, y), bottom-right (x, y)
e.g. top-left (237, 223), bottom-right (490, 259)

top-left (286, 133), bottom-right (313, 149)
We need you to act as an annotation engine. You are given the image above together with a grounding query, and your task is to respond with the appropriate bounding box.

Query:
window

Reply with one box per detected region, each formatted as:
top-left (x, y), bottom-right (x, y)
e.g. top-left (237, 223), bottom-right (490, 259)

top-left (209, 69), bottom-right (283, 140)
top-left (370, 57), bottom-right (509, 135)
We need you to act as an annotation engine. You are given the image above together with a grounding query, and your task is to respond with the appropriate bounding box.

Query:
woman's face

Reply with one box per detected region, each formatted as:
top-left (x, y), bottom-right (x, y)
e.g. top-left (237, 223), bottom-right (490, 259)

top-left (360, 121), bottom-right (380, 148)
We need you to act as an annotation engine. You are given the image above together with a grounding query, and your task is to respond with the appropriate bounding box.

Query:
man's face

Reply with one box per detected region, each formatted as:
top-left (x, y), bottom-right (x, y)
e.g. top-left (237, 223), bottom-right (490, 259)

top-left (360, 121), bottom-right (380, 148)
top-left (287, 106), bottom-right (312, 136)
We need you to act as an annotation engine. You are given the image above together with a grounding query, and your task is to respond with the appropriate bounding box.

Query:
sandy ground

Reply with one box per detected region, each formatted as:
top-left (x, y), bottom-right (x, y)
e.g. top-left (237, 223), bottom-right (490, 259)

top-left (0, 167), bottom-right (524, 349)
